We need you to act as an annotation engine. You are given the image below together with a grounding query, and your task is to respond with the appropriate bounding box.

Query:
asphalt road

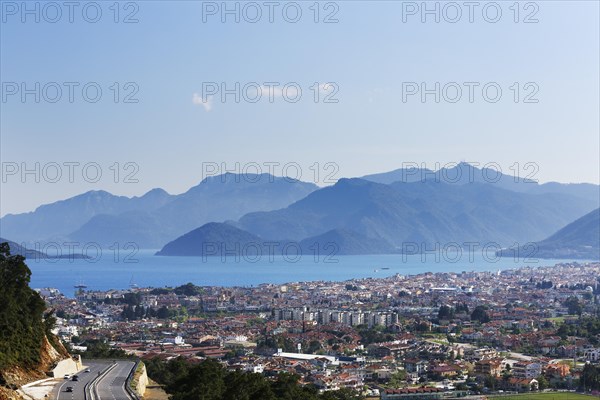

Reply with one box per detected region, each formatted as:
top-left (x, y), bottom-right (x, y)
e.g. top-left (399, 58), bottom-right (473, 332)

top-left (50, 360), bottom-right (136, 400)
top-left (95, 361), bottom-right (137, 400)
top-left (52, 361), bottom-right (108, 400)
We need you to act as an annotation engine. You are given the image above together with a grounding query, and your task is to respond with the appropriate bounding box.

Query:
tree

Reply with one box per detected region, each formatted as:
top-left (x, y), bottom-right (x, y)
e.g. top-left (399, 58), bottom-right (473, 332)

top-left (484, 375), bottom-right (497, 390)
top-left (146, 357), bottom-right (361, 400)
top-left (320, 388), bottom-right (362, 400)
top-left (471, 306), bottom-right (490, 323)
top-left (271, 372), bottom-right (319, 400)
top-left (0, 243), bottom-right (52, 371)
top-left (307, 340), bottom-right (322, 353)
top-left (157, 306), bottom-right (170, 319)
top-left (169, 359), bottom-right (225, 400)
top-left (78, 340), bottom-right (128, 358)
top-left (122, 292), bottom-right (142, 306)
top-left (223, 370), bottom-right (275, 400)
top-left (415, 321), bottom-right (430, 333)
top-left (537, 374), bottom-right (549, 390)
top-left (564, 296), bottom-right (583, 316)
top-left (174, 282), bottom-right (203, 296)
top-left (121, 305), bottom-right (136, 320)
top-left (356, 325), bottom-right (394, 345)
top-left (438, 305), bottom-right (455, 320)
top-left (580, 363), bottom-right (600, 391)
top-left (389, 370), bottom-right (407, 387)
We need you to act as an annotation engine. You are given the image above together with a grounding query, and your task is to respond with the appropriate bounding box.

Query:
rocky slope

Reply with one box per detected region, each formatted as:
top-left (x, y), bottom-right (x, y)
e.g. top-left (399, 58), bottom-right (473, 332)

top-left (0, 242), bottom-right (71, 398)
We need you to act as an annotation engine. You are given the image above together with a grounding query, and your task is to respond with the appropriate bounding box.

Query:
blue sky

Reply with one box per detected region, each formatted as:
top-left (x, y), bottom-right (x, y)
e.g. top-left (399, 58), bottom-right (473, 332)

top-left (1, 0), bottom-right (599, 215)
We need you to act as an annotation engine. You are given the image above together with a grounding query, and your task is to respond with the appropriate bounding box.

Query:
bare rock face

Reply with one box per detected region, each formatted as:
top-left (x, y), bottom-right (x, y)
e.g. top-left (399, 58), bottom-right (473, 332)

top-left (0, 386), bottom-right (25, 400)
top-left (1, 336), bottom-right (70, 398)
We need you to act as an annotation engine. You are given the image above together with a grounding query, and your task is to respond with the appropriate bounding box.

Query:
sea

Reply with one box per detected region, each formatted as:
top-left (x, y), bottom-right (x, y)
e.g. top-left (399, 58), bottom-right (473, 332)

top-left (25, 249), bottom-right (593, 298)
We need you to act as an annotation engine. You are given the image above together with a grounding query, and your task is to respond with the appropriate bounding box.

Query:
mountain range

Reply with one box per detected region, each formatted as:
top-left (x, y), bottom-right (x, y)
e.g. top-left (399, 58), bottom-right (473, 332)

top-left (498, 208), bottom-right (600, 260)
top-left (0, 188), bottom-right (174, 245)
top-left (2, 164), bottom-right (598, 257)
top-left (0, 173), bottom-right (317, 248)
top-left (235, 178), bottom-right (595, 248)
top-left (361, 162), bottom-right (599, 203)
top-left (155, 166), bottom-right (598, 257)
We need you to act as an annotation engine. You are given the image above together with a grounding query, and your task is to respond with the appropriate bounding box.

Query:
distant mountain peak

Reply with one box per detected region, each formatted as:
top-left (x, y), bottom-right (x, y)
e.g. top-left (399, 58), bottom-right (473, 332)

top-left (143, 188), bottom-right (170, 196)
top-left (80, 189), bottom-right (114, 196)
top-left (198, 172), bottom-right (305, 185)
top-left (334, 177), bottom-right (377, 187)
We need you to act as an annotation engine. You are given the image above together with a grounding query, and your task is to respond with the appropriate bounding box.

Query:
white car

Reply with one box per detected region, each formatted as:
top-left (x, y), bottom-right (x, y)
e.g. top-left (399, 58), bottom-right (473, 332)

top-left (63, 374), bottom-right (71, 379)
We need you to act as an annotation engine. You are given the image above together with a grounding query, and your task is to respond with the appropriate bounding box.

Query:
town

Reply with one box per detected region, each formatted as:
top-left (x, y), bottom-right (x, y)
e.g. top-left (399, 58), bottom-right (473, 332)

top-left (39, 262), bottom-right (600, 399)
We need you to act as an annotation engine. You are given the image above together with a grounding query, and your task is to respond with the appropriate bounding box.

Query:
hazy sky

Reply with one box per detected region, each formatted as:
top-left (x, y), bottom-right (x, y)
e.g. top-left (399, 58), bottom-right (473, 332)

top-left (1, 0), bottom-right (599, 216)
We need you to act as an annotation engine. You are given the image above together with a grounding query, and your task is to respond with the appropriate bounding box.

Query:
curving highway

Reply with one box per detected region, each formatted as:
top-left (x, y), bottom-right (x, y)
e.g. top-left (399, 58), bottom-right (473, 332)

top-left (50, 360), bottom-right (136, 400)
top-left (95, 361), bottom-right (137, 400)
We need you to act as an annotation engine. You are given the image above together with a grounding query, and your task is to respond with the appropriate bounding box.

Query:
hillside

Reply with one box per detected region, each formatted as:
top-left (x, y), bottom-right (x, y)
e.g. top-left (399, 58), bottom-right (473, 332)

top-left (157, 224), bottom-right (399, 257)
top-left (0, 238), bottom-right (46, 259)
top-left (499, 208), bottom-right (600, 259)
top-left (155, 222), bottom-right (265, 257)
top-left (299, 229), bottom-right (396, 255)
top-left (0, 242), bottom-right (69, 398)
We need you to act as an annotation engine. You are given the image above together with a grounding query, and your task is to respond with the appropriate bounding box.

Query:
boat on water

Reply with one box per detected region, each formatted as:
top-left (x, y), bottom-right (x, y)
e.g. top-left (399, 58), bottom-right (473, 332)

top-left (381, 267), bottom-right (390, 270)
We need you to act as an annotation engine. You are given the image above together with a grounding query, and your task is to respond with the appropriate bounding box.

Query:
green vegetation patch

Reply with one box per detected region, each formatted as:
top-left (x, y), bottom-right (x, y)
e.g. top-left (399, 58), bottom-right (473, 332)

top-left (0, 243), bottom-right (54, 375)
top-left (490, 393), bottom-right (593, 400)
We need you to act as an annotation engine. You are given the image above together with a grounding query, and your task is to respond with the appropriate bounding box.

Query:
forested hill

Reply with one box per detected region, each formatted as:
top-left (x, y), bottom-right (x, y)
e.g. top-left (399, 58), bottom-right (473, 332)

top-left (145, 357), bottom-right (363, 400)
top-left (0, 242), bottom-right (68, 398)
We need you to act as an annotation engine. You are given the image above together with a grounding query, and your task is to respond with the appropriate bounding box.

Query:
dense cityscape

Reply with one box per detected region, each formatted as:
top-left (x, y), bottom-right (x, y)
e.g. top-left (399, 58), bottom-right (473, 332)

top-left (35, 262), bottom-right (600, 399)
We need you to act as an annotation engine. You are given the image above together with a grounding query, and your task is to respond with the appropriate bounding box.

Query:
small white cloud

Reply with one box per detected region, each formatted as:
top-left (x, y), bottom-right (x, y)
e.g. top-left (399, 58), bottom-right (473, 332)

top-left (192, 93), bottom-right (213, 112)
top-left (367, 87), bottom-right (386, 103)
